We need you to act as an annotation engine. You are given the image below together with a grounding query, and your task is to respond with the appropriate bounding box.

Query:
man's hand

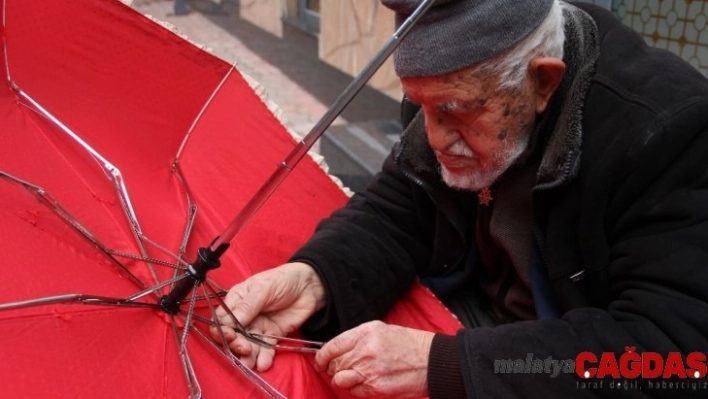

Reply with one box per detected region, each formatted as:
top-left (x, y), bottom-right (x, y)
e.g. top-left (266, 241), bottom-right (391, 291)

top-left (315, 321), bottom-right (434, 398)
top-left (212, 262), bottom-right (326, 371)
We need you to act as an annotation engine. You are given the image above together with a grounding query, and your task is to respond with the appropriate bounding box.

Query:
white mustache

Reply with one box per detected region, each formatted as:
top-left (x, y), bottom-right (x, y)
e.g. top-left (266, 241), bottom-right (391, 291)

top-left (446, 140), bottom-right (476, 158)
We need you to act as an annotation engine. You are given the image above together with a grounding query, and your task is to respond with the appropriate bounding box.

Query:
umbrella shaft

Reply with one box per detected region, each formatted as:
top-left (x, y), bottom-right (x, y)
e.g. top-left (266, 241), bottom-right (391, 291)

top-left (211, 0), bottom-right (437, 251)
top-left (210, 152), bottom-right (297, 251)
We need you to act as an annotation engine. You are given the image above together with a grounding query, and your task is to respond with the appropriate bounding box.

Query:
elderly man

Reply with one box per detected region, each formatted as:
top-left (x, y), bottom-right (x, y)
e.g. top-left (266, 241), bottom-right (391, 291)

top-left (215, 0), bottom-right (708, 397)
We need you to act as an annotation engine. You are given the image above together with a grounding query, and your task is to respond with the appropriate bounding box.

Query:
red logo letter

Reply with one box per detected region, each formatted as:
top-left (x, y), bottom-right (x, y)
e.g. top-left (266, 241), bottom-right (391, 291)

top-left (642, 352), bottom-right (664, 379)
top-left (662, 352), bottom-right (687, 379)
top-left (576, 352), bottom-right (597, 379)
top-left (619, 347), bottom-right (642, 379)
top-left (686, 352), bottom-right (707, 379)
top-left (597, 352), bottom-right (621, 379)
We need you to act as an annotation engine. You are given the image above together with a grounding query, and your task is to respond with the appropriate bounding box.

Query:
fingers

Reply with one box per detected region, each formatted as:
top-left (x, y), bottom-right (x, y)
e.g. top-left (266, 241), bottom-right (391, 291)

top-left (316, 322), bottom-right (433, 398)
top-left (235, 337), bottom-right (260, 369)
top-left (315, 323), bottom-right (373, 393)
top-left (217, 281), bottom-right (267, 329)
top-left (216, 262), bottom-right (326, 335)
top-left (315, 320), bottom-right (384, 372)
top-left (211, 263), bottom-right (327, 373)
top-left (237, 328), bottom-right (277, 372)
top-left (209, 324), bottom-right (277, 372)
top-left (255, 345), bottom-right (276, 371)
top-left (235, 330), bottom-right (276, 371)
top-left (314, 327), bottom-right (358, 372)
top-left (331, 369), bottom-right (366, 389)
top-left (212, 288), bottom-right (282, 372)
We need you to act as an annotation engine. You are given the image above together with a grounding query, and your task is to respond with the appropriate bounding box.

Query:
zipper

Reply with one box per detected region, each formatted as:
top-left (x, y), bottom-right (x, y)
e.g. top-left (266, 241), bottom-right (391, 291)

top-left (399, 166), bottom-right (468, 268)
top-left (532, 148), bottom-right (584, 282)
top-left (531, 215), bottom-right (551, 275)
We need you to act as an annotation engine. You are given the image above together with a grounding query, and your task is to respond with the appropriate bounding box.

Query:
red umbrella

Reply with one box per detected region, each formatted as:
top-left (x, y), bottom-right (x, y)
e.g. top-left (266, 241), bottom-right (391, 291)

top-left (0, 0), bottom-right (461, 398)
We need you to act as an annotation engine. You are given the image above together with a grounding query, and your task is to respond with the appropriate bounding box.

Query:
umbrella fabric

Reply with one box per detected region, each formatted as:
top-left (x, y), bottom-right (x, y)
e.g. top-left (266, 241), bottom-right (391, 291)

top-left (0, 0), bottom-right (462, 398)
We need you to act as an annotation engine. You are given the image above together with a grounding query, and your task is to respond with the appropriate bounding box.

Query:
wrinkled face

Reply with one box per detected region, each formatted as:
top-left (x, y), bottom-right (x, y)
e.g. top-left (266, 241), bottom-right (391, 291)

top-left (401, 68), bottom-right (538, 191)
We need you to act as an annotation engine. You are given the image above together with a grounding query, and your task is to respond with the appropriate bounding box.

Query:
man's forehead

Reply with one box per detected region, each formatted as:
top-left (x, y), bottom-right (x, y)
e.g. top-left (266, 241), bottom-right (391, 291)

top-left (401, 73), bottom-right (486, 106)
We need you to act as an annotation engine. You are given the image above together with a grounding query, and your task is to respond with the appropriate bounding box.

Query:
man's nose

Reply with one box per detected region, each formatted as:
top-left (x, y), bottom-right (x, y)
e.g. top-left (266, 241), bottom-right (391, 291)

top-left (425, 115), bottom-right (461, 150)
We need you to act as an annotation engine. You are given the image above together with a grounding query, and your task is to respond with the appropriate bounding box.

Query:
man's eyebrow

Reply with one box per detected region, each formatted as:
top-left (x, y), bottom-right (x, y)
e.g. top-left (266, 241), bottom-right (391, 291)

top-left (402, 90), bottom-right (478, 112)
top-left (436, 99), bottom-right (476, 112)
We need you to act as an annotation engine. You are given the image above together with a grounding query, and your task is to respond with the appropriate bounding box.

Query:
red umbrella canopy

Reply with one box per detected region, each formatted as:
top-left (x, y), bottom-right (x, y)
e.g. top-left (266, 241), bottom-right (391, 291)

top-left (0, 0), bottom-right (461, 398)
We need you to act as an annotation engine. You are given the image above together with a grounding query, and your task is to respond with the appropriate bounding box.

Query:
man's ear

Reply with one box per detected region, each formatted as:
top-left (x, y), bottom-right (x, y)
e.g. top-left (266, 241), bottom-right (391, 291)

top-left (529, 57), bottom-right (566, 114)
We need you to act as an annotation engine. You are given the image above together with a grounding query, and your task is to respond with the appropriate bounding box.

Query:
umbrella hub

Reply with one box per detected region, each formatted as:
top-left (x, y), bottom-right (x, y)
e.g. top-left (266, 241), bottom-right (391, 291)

top-left (159, 244), bottom-right (229, 314)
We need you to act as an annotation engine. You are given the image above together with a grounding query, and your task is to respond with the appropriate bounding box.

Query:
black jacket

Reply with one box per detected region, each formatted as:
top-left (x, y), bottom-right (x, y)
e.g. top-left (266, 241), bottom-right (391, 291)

top-left (293, 3), bottom-right (708, 398)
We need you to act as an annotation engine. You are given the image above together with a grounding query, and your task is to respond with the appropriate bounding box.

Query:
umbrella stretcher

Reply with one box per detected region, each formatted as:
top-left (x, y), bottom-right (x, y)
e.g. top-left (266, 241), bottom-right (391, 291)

top-left (0, 0), bottom-right (461, 397)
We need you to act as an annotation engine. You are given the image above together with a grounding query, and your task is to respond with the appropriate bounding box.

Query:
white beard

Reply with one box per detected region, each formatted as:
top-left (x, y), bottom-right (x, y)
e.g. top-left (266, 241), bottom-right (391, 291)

top-left (440, 134), bottom-right (530, 191)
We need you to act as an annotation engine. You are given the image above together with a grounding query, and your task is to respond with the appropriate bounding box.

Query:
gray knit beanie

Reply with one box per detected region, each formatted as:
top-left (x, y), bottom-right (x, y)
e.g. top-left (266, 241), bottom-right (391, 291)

top-left (381, 0), bottom-right (554, 77)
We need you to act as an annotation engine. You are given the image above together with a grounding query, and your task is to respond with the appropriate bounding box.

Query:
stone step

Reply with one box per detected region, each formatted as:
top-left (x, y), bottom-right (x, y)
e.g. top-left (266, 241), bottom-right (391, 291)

top-left (321, 119), bottom-right (402, 192)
